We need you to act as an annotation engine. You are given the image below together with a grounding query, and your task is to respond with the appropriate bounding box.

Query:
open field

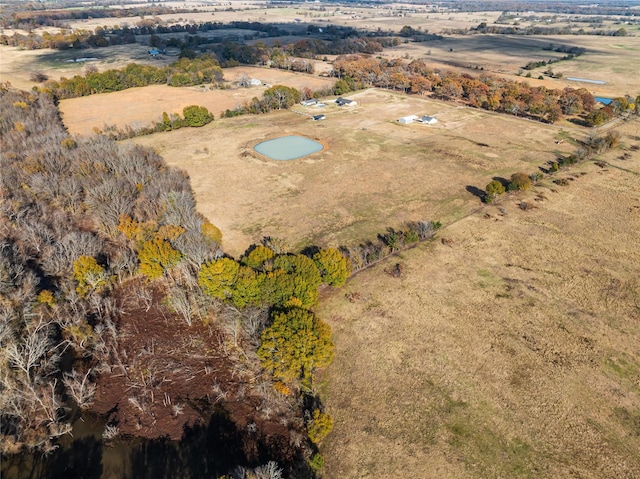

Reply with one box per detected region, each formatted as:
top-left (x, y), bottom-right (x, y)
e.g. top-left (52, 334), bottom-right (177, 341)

top-left (378, 34), bottom-right (640, 99)
top-left (123, 88), bottom-right (579, 258)
top-left (58, 67), bottom-right (335, 135)
top-left (0, 44), bottom-right (177, 91)
top-left (317, 120), bottom-right (640, 478)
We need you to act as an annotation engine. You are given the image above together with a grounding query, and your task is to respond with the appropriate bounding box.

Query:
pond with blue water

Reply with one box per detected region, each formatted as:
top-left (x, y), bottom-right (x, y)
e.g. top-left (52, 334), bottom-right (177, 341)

top-left (254, 135), bottom-right (323, 160)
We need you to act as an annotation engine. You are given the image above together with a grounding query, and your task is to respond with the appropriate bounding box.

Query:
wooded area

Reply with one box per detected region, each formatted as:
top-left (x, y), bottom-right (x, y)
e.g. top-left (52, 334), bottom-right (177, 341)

top-left (0, 85), bottom-right (352, 475)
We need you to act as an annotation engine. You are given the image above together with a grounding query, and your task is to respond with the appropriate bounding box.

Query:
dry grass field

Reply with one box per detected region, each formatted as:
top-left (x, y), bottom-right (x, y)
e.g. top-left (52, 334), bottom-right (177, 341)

top-left (378, 34), bottom-right (640, 99)
top-left (58, 67), bottom-right (335, 136)
top-left (0, 44), bottom-right (179, 91)
top-left (3, 5), bottom-right (639, 476)
top-left (123, 88), bottom-right (579, 258)
top-left (317, 120), bottom-right (640, 478)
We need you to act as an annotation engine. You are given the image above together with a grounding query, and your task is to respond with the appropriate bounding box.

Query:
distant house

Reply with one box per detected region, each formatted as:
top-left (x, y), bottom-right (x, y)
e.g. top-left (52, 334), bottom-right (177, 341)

top-left (420, 115), bottom-right (438, 125)
top-left (312, 114), bottom-right (326, 121)
top-left (398, 115), bottom-right (419, 124)
top-left (336, 97), bottom-right (357, 107)
top-left (301, 99), bottom-right (318, 106)
top-left (238, 78), bottom-right (263, 87)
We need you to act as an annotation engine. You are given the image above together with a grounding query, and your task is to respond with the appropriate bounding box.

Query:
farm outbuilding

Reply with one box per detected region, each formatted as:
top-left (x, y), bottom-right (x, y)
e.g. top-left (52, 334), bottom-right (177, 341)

top-left (398, 115), bottom-right (419, 124)
top-left (420, 115), bottom-right (438, 125)
top-left (336, 97), bottom-right (357, 107)
top-left (301, 99), bottom-right (318, 106)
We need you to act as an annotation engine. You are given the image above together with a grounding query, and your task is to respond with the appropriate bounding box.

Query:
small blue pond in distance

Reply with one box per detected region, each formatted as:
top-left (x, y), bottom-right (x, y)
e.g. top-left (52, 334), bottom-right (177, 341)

top-left (254, 135), bottom-right (323, 160)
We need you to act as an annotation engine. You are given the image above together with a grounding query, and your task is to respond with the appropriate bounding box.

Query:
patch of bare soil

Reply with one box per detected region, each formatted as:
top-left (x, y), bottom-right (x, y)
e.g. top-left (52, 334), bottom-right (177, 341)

top-left (92, 280), bottom-right (301, 465)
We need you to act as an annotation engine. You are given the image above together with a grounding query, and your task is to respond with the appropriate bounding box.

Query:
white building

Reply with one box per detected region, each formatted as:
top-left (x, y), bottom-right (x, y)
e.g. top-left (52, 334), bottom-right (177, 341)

top-left (398, 115), bottom-right (419, 124)
top-left (420, 115), bottom-right (438, 125)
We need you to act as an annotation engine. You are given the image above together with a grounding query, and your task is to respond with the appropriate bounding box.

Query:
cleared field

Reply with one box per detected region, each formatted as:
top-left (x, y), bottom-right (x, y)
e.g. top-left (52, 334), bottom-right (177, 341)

top-left (317, 121), bottom-right (640, 478)
top-left (0, 44), bottom-right (178, 91)
top-left (126, 88), bottom-right (578, 258)
top-left (378, 34), bottom-right (640, 99)
top-left (58, 67), bottom-right (335, 136)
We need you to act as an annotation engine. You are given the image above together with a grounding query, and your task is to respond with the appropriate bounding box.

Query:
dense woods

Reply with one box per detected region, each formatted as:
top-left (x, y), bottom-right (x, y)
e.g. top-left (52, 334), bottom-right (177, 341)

top-left (0, 85), bottom-right (353, 475)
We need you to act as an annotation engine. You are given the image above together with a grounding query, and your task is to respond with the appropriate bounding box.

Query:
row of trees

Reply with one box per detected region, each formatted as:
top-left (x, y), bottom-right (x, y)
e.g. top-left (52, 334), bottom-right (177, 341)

top-left (37, 55), bottom-right (224, 98)
top-left (330, 54), bottom-right (639, 125)
top-left (470, 22), bottom-right (630, 36)
top-left (0, 4), bottom-right (196, 30)
top-left (485, 130), bottom-right (623, 202)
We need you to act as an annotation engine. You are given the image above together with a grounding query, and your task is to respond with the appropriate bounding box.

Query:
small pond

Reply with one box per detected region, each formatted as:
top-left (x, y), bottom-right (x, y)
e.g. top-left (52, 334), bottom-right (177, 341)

top-left (566, 77), bottom-right (606, 85)
top-left (254, 135), bottom-right (323, 161)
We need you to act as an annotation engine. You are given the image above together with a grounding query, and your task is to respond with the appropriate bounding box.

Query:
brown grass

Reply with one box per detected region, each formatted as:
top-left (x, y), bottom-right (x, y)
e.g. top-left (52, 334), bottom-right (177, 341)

top-left (58, 68), bottom-right (334, 136)
top-left (377, 34), bottom-right (640, 99)
top-left (316, 121), bottom-right (640, 478)
top-left (122, 88), bottom-right (580, 258)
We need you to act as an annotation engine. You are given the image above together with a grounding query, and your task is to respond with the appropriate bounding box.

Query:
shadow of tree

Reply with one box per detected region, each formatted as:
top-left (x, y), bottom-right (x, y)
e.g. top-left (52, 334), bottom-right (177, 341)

top-left (466, 185), bottom-right (486, 201)
top-left (127, 406), bottom-right (245, 479)
top-left (492, 176), bottom-right (510, 188)
top-left (567, 117), bottom-right (592, 128)
top-left (2, 436), bottom-right (104, 479)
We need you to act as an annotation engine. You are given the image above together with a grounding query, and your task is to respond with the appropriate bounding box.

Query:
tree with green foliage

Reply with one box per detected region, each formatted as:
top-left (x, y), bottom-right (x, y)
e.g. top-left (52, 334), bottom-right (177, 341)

top-left (198, 257), bottom-right (240, 300)
top-left (313, 248), bottom-right (350, 287)
top-left (201, 221), bottom-right (222, 244)
top-left (307, 409), bottom-right (334, 444)
top-left (257, 307), bottom-right (334, 383)
top-left (271, 254), bottom-right (322, 307)
top-left (231, 266), bottom-right (265, 309)
top-left (73, 256), bottom-right (108, 297)
top-left (262, 268), bottom-right (319, 309)
top-left (138, 236), bottom-right (183, 279)
top-left (182, 105), bottom-right (214, 127)
top-left (241, 244), bottom-right (275, 270)
top-left (485, 180), bottom-right (505, 203)
top-left (273, 254), bottom-right (322, 289)
top-left (509, 172), bottom-right (532, 191)
top-left (333, 78), bottom-right (353, 95)
top-left (262, 85), bottom-right (301, 110)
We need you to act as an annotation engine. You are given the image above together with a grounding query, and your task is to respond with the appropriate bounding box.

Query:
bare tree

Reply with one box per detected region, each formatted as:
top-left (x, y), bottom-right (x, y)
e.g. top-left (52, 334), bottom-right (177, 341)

top-left (63, 368), bottom-right (96, 410)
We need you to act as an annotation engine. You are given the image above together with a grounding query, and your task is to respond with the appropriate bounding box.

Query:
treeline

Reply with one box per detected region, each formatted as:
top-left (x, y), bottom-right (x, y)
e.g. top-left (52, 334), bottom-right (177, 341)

top-left (0, 85), bottom-right (224, 453)
top-left (484, 130), bottom-right (623, 202)
top-left (0, 85), bottom-right (354, 474)
top-left (340, 221), bottom-right (441, 273)
top-left (470, 22), bottom-right (630, 36)
top-left (522, 44), bottom-right (585, 70)
top-left (447, 1), bottom-right (640, 16)
top-left (332, 55), bottom-right (579, 123)
top-left (97, 104), bottom-right (216, 140)
top-left (0, 4), bottom-right (195, 30)
top-left (0, 27), bottom-right (137, 50)
top-left (37, 56), bottom-right (223, 99)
